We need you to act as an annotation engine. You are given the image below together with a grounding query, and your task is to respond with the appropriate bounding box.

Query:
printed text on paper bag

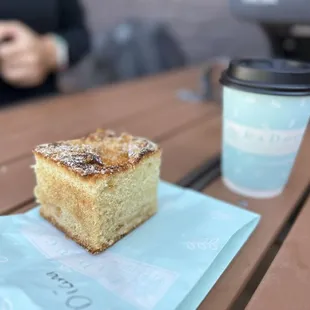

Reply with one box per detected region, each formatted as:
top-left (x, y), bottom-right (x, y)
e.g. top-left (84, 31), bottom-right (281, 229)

top-left (46, 271), bottom-right (92, 310)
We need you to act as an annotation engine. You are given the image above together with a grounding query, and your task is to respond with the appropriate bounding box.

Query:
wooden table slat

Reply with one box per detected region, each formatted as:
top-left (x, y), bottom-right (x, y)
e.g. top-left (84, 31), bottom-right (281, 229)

top-left (245, 192), bottom-right (310, 310)
top-left (160, 116), bottom-right (222, 183)
top-left (0, 68), bottom-right (202, 165)
top-left (111, 100), bottom-right (218, 141)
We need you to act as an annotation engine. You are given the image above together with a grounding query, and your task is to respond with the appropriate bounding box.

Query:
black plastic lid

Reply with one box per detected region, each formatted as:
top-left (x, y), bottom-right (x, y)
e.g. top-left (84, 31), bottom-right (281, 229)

top-left (220, 58), bottom-right (310, 96)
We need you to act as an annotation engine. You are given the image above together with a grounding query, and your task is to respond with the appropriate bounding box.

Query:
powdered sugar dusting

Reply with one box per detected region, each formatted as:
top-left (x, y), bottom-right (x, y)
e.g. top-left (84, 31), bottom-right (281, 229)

top-left (127, 136), bottom-right (158, 162)
top-left (35, 143), bottom-right (108, 176)
top-left (34, 130), bottom-right (159, 177)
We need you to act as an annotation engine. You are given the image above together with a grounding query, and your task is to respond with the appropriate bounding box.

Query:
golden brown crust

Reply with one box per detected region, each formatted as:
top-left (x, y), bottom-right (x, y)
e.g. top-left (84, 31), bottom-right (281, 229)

top-left (34, 149), bottom-right (161, 183)
top-left (40, 208), bottom-right (109, 254)
top-left (33, 129), bottom-right (161, 180)
top-left (40, 207), bottom-right (156, 254)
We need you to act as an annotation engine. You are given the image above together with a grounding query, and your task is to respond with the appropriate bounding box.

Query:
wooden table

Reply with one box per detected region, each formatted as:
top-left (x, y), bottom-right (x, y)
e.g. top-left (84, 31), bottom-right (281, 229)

top-left (246, 193), bottom-right (310, 310)
top-left (1, 67), bottom-right (310, 310)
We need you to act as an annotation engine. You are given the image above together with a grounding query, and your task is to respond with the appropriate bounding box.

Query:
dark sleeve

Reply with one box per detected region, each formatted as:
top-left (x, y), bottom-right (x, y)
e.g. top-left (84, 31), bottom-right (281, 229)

top-left (57, 0), bottom-right (90, 67)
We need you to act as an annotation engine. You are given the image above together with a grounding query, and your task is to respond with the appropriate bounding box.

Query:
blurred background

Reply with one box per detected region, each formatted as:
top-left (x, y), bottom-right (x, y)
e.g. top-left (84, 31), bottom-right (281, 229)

top-left (60, 0), bottom-right (269, 92)
top-left (2, 0), bottom-right (310, 102)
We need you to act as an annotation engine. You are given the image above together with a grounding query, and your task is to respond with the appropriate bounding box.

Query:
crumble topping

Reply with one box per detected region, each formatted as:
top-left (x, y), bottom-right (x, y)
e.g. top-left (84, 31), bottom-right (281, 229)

top-left (34, 130), bottom-right (159, 176)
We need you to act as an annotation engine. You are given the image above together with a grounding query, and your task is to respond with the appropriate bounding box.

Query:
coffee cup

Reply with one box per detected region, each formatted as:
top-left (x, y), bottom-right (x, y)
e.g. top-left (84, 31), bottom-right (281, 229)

top-left (220, 59), bottom-right (310, 198)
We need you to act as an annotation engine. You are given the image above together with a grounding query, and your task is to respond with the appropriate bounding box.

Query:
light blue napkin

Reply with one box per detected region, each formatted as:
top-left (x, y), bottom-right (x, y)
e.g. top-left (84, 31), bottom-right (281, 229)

top-left (0, 181), bottom-right (260, 310)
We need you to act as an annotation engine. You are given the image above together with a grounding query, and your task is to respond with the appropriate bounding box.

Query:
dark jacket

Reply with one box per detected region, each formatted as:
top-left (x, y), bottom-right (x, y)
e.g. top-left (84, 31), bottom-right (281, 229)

top-left (0, 0), bottom-right (90, 105)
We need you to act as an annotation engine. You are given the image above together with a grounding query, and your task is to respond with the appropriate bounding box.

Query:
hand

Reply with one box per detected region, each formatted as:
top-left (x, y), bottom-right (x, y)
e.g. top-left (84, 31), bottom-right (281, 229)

top-left (0, 21), bottom-right (58, 88)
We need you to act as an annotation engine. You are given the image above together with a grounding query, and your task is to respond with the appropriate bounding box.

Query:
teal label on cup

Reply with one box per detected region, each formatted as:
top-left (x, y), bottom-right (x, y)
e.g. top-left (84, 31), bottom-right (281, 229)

top-left (222, 87), bottom-right (310, 198)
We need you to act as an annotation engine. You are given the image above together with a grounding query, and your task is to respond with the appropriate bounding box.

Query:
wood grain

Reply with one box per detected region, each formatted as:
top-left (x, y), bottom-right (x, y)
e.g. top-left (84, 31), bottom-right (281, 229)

top-left (245, 193), bottom-right (310, 310)
top-left (199, 128), bottom-right (310, 310)
top-left (161, 116), bottom-right (222, 183)
top-left (0, 67), bottom-right (204, 165)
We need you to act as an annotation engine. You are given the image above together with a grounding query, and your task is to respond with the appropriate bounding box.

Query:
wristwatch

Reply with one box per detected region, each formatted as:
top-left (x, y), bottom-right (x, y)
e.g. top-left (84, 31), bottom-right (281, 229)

top-left (51, 34), bottom-right (69, 71)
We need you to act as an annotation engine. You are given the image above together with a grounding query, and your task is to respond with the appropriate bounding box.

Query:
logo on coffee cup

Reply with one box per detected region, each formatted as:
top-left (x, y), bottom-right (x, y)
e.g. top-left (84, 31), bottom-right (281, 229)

top-left (224, 120), bottom-right (305, 155)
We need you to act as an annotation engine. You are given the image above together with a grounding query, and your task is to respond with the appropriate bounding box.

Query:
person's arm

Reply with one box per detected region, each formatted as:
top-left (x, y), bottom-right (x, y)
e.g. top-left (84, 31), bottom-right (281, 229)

top-left (0, 1), bottom-right (90, 88)
top-left (55, 0), bottom-right (90, 68)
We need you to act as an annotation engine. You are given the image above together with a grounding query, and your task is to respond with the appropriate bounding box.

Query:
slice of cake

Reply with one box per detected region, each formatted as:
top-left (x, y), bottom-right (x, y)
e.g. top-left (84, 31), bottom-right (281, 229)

top-left (33, 129), bottom-right (161, 254)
